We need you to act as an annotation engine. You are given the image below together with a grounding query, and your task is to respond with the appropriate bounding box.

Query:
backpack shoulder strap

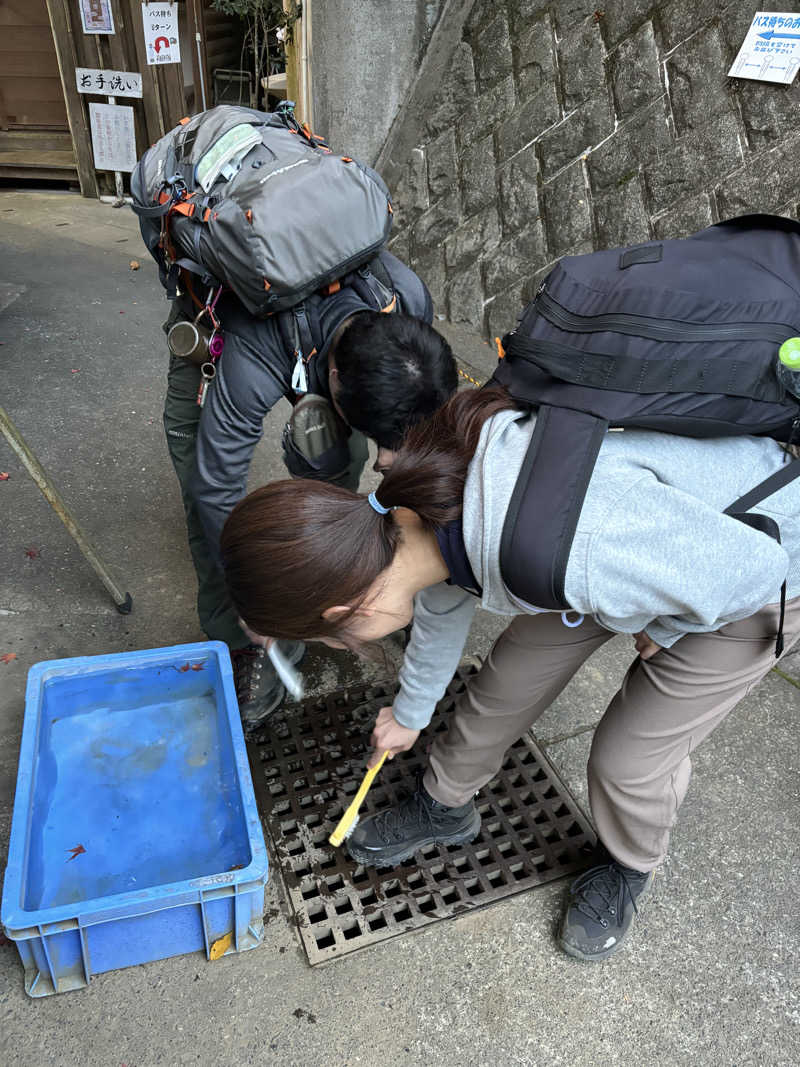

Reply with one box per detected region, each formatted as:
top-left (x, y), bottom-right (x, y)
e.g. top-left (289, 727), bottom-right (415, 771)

top-left (723, 453), bottom-right (800, 517)
top-left (350, 259), bottom-right (396, 312)
top-left (723, 451), bottom-right (800, 657)
top-left (499, 402), bottom-right (608, 610)
top-left (279, 301), bottom-right (325, 395)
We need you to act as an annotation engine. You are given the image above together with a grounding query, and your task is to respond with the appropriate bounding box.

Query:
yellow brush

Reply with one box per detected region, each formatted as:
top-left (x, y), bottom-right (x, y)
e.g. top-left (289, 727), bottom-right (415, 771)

top-left (329, 751), bottom-right (390, 847)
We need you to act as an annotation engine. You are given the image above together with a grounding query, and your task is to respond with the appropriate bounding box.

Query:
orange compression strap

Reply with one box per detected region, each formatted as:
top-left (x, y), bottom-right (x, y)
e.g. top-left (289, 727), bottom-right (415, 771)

top-left (170, 201), bottom-right (196, 219)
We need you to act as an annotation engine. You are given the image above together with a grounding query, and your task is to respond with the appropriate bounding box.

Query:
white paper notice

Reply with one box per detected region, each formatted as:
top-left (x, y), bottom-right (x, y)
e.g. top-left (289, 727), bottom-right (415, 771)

top-left (76, 69), bottom-right (143, 99)
top-left (89, 103), bottom-right (138, 172)
top-left (142, 2), bottom-right (181, 66)
top-left (728, 11), bottom-right (800, 84)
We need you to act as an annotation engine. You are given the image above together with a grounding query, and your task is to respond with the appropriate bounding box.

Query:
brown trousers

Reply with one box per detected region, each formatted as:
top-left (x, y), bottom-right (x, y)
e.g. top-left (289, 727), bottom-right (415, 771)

top-left (423, 599), bottom-right (800, 872)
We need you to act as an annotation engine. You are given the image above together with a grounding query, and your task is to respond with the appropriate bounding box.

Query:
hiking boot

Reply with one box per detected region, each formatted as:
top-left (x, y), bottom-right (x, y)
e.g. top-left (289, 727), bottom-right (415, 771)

top-left (558, 861), bottom-right (654, 962)
top-left (347, 781), bottom-right (481, 867)
top-left (231, 640), bottom-right (305, 730)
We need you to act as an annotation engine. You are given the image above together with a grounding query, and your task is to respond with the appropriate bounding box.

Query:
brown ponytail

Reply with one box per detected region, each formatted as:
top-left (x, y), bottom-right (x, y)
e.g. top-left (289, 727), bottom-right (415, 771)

top-left (375, 383), bottom-right (521, 526)
top-left (221, 479), bottom-right (400, 644)
top-left (220, 384), bottom-right (519, 642)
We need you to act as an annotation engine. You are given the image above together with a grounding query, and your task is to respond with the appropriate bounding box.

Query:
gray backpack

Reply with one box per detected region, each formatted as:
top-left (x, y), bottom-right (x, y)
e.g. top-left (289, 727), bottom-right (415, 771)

top-left (131, 104), bottom-right (394, 316)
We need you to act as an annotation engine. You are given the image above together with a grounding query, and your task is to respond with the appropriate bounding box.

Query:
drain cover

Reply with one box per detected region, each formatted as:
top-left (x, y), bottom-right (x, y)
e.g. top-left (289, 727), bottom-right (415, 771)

top-left (247, 665), bottom-right (596, 964)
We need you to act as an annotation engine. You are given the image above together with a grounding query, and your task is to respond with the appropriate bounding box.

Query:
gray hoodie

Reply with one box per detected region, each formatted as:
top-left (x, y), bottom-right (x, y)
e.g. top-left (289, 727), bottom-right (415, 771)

top-left (392, 409), bottom-right (799, 730)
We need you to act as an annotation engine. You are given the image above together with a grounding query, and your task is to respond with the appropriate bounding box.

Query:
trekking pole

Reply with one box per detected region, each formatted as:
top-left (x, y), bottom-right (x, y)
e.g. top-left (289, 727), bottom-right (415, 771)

top-left (0, 405), bottom-right (133, 614)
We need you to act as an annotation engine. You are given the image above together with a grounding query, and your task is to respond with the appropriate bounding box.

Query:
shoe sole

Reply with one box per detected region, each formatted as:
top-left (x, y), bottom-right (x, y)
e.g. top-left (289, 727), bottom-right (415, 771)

top-left (558, 872), bottom-right (654, 962)
top-left (347, 810), bottom-right (482, 868)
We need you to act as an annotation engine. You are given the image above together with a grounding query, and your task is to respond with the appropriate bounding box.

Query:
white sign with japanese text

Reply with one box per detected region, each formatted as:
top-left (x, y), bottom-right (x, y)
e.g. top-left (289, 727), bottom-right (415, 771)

top-left (76, 69), bottom-right (143, 99)
top-left (89, 103), bottom-right (138, 172)
top-left (79, 0), bottom-right (115, 35)
top-left (142, 2), bottom-right (181, 66)
top-left (729, 11), bottom-right (800, 84)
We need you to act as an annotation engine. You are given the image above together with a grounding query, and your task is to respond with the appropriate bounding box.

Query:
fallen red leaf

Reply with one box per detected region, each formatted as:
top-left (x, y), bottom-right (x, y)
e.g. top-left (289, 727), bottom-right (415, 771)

top-left (25, 547), bottom-right (40, 559)
top-left (66, 844), bottom-right (86, 862)
top-left (0, 472), bottom-right (8, 481)
top-left (1, 653), bottom-right (17, 665)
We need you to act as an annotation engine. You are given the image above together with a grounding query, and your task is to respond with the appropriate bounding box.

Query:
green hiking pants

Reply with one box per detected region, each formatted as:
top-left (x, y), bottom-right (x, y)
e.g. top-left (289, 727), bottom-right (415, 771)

top-left (163, 352), bottom-right (369, 649)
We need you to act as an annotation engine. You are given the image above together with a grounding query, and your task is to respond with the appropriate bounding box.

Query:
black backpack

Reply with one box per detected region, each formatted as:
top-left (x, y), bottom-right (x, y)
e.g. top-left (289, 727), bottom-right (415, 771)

top-left (489, 214), bottom-right (800, 654)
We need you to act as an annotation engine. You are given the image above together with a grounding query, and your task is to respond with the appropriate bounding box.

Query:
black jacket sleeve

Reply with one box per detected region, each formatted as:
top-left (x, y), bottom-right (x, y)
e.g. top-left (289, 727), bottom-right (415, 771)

top-left (191, 312), bottom-right (291, 560)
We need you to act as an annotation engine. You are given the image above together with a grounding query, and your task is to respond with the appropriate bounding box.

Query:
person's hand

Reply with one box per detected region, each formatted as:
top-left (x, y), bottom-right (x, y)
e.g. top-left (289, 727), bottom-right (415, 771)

top-left (368, 706), bottom-right (420, 767)
top-left (634, 631), bottom-right (662, 660)
top-left (238, 618), bottom-right (274, 650)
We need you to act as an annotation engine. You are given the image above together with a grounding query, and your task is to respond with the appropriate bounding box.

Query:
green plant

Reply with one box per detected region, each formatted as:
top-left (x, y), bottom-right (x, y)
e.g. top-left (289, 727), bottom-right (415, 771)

top-left (211, 0), bottom-right (301, 106)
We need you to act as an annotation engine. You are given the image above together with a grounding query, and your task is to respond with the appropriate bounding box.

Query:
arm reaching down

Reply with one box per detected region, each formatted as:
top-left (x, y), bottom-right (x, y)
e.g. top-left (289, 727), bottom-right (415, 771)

top-left (391, 582), bottom-right (479, 731)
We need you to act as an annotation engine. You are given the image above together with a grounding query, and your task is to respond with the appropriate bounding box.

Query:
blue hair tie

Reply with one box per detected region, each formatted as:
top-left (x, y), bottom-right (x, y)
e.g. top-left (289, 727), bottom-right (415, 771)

top-left (368, 490), bottom-right (391, 515)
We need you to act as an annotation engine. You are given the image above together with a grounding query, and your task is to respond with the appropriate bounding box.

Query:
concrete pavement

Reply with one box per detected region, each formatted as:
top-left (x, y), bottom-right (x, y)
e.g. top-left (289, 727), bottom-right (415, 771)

top-left (0, 190), bottom-right (798, 1067)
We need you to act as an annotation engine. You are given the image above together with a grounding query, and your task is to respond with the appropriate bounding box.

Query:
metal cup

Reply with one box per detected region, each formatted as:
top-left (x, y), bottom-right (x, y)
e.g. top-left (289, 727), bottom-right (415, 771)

top-left (167, 319), bottom-right (213, 364)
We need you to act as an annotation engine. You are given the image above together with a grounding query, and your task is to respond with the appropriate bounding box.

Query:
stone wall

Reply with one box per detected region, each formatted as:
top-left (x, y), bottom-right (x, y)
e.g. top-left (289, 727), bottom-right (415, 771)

top-left (378, 0), bottom-right (800, 337)
top-left (311, 0), bottom-right (443, 165)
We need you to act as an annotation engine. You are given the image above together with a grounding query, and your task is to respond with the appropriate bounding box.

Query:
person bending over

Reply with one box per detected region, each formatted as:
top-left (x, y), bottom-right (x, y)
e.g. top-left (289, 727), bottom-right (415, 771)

top-left (219, 383), bottom-right (799, 961)
top-left (162, 250), bottom-right (456, 727)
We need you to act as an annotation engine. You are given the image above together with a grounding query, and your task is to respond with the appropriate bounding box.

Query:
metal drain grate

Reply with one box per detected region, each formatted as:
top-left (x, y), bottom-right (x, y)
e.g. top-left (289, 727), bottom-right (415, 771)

top-left (247, 664), bottom-right (597, 964)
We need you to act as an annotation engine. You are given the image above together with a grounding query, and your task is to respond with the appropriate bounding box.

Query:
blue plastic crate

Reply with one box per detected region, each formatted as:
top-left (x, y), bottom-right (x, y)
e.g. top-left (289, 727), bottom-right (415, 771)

top-left (1, 641), bottom-right (268, 996)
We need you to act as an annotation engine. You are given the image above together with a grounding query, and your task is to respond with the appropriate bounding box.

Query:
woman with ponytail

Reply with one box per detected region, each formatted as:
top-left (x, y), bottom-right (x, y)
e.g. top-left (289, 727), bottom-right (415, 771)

top-left (221, 384), bottom-right (800, 962)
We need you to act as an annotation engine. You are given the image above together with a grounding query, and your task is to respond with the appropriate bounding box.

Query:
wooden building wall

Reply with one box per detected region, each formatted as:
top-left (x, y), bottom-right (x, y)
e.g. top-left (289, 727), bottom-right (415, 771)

top-left (0, 0), bottom-right (75, 181)
top-left (0, 1), bottom-right (245, 197)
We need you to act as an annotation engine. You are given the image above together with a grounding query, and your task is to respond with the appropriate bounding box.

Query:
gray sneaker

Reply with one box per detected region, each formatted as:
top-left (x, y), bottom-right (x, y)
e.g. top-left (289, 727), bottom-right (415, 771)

top-left (231, 640), bottom-right (305, 730)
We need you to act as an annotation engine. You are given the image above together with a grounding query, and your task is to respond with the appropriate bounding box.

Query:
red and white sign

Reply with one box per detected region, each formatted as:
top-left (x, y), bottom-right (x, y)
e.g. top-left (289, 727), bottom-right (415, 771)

top-left (142, 2), bottom-right (181, 66)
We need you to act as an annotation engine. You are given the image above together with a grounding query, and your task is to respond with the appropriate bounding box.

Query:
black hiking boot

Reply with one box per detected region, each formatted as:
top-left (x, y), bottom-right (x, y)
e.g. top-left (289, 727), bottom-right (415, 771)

top-left (558, 861), bottom-right (654, 961)
top-left (231, 640), bottom-right (305, 731)
top-left (347, 781), bottom-right (481, 867)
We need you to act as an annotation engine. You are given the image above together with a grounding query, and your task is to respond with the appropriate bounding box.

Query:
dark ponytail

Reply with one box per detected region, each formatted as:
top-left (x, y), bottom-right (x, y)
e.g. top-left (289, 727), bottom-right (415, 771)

top-left (376, 383), bottom-right (520, 527)
top-left (220, 384), bottom-right (519, 642)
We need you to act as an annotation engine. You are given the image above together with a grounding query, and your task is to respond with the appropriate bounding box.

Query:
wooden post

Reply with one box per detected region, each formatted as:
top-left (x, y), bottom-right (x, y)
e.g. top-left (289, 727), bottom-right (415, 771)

top-left (286, 0), bottom-right (312, 127)
top-left (125, 0), bottom-right (165, 141)
top-left (303, 0), bottom-right (313, 127)
top-left (189, 0), bottom-right (208, 111)
top-left (156, 60), bottom-right (187, 131)
top-left (105, 0), bottom-right (149, 160)
top-left (45, 0), bottom-right (98, 196)
top-left (283, 0), bottom-right (300, 108)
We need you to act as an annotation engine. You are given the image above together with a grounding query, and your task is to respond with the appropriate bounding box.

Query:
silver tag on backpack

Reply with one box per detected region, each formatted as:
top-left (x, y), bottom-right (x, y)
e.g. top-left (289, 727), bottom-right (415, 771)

top-left (291, 351), bottom-right (308, 394)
